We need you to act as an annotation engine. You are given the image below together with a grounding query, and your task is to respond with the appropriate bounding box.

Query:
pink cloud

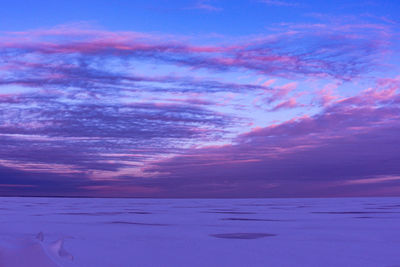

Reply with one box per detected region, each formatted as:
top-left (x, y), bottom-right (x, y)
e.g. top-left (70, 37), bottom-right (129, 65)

top-left (0, 22), bottom-right (391, 80)
top-left (270, 97), bottom-right (300, 111)
top-left (0, 21), bottom-right (398, 197)
top-left (140, 84), bottom-right (400, 197)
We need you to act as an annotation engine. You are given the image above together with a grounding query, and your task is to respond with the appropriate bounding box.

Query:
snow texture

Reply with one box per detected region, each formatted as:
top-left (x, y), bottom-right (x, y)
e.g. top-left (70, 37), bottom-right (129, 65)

top-left (0, 197), bottom-right (399, 267)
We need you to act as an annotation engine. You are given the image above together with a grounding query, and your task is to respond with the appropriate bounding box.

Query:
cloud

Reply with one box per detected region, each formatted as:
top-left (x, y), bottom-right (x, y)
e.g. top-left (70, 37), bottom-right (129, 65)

top-left (261, 0), bottom-right (299, 7)
top-left (269, 97), bottom-right (300, 111)
top-left (189, 1), bottom-right (222, 11)
top-left (0, 22), bottom-right (391, 81)
top-left (0, 164), bottom-right (159, 197)
top-left (0, 95), bottom-right (232, 177)
top-left (143, 83), bottom-right (400, 197)
top-left (0, 22), bottom-right (398, 197)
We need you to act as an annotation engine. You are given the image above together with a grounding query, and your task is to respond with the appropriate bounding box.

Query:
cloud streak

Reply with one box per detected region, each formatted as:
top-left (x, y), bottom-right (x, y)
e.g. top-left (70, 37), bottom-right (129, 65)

top-left (143, 81), bottom-right (400, 197)
top-left (0, 21), bottom-right (398, 197)
top-left (0, 22), bottom-right (391, 81)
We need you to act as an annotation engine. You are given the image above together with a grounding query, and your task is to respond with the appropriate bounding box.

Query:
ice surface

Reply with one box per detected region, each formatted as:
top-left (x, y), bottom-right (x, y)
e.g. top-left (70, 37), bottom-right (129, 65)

top-left (0, 197), bottom-right (400, 267)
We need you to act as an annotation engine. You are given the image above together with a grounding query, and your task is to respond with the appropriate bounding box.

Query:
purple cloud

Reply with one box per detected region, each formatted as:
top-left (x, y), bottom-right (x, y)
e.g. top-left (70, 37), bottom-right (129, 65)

top-left (143, 83), bottom-right (400, 197)
top-left (0, 22), bottom-right (398, 197)
top-left (0, 22), bottom-right (391, 80)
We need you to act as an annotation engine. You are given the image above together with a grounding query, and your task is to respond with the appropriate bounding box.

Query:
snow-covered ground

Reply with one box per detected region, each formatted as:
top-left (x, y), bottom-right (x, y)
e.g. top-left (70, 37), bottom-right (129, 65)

top-left (0, 197), bottom-right (399, 267)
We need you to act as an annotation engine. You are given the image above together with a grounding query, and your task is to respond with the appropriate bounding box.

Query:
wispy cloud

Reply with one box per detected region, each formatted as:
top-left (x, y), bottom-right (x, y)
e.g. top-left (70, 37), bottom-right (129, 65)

top-left (0, 21), bottom-right (398, 197)
top-left (0, 22), bottom-right (390, 81)
top-left (261, 0), bottom-right (299, 7)
top-left (143, 79), bottom-right (400, 197)
top-left (190, 1), bottom-right (222, 11)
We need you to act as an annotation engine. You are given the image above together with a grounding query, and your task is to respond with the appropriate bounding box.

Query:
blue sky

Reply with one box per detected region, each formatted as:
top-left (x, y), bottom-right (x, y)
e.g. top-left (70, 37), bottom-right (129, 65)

top-left (1, 0), bottom-right (398, 34)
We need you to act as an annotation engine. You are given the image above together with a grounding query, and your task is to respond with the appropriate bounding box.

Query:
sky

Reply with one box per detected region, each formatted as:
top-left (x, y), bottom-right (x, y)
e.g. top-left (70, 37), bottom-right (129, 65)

top-left (0, 0), bottom-right (400, 197)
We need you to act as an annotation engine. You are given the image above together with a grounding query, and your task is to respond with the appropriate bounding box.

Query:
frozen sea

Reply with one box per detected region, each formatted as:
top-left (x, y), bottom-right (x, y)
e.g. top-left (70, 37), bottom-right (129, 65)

top-left (0, 197), bottom-right (400, 267)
